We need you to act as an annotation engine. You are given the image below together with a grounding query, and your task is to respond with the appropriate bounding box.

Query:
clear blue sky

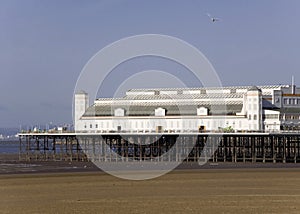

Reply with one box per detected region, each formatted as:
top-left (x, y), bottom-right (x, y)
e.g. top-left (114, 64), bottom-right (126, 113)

top-left (0, 0), bottom-right (299, 128)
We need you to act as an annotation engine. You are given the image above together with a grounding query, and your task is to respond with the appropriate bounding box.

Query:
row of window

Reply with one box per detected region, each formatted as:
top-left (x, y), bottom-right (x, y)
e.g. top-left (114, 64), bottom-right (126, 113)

top-left (248, 114), bottom-right (258, 120)
top-left (263, 114), bottom-right (300, 120)
top-left (283, 98), bottom-right (300, 105)
top-left (263, 114), bottom-right (279, 120)
top-left (83, 120), bottom-right (244, 130)
top-left (281, 115), bottom-right (300, 120)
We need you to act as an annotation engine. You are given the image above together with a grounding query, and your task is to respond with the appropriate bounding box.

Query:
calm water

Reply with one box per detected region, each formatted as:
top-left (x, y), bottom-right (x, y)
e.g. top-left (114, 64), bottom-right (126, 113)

top-left (0, 141), bottom-right (19, 154)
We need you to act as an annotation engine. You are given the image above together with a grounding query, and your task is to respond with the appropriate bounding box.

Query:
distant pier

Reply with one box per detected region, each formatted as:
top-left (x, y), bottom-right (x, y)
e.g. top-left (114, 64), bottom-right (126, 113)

top-left (18, 132), bottom-right (300, 163)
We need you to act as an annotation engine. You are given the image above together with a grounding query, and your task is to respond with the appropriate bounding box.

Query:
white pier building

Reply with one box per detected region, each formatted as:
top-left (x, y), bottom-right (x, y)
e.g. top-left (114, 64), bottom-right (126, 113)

top-left (74, 84), bottom-right (300, 133)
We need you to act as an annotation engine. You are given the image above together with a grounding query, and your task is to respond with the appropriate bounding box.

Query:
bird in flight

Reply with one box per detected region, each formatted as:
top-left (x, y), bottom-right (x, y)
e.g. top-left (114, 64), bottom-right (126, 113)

top-left (207, 13), bottom-right (221, 22)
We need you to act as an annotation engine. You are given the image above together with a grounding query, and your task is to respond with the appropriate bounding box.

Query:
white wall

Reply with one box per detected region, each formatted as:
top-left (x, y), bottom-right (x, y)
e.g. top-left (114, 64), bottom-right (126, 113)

top-left (76, 116), bottom-right (250, 133)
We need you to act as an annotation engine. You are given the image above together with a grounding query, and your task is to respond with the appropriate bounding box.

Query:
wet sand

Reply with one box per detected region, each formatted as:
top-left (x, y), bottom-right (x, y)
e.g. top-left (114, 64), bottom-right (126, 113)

top-left (1, 167), bottom-right (300, 213)
top-left (2, 153), bottom-right (300, 174)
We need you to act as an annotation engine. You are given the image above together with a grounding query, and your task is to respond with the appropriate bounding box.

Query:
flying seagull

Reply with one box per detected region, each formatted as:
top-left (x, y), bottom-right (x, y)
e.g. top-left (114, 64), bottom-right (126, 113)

top-left (207, 13), bottom-right (220, 22)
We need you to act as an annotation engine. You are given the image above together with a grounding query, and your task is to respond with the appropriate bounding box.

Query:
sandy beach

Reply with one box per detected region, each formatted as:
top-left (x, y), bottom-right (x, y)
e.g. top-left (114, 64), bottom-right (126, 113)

top-left (1, 166), bottom-right (300, 214)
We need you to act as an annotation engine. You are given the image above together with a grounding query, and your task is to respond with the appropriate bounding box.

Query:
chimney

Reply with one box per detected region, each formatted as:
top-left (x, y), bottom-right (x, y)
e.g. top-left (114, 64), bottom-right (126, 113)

top-left (292, 76), bottom-right (295, 94)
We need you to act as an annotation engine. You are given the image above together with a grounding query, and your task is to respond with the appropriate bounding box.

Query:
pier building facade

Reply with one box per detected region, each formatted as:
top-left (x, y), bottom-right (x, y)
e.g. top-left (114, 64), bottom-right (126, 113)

top-left (74, 84), bottom-right (300, 133)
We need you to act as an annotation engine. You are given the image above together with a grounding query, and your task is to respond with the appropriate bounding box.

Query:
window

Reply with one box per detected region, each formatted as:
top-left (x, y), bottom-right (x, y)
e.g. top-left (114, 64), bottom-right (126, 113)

top-left (155, 107), bottom-right (165, 116)
top-left (95, 124), bottom-right (98, 129)
top-left (114, 108), bottom-right (125, 117)
top-left (90, 124), bottom-right (92, 128)
top-left (253, 114), bottom-right (257, 120)
top-left (248, 115), bottom-right (251, 120)
top-left (197, 107), bottom-right (208, 116)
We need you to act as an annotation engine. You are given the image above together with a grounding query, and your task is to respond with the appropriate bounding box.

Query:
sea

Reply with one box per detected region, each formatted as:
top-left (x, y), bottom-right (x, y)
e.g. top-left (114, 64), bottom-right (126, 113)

top-left (0, 141), bottom-right (19, 154)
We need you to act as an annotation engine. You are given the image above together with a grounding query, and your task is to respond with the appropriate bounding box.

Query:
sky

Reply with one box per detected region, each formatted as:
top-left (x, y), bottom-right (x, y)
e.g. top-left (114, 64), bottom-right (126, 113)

top-left (0, 0), bottom-right (300, 128)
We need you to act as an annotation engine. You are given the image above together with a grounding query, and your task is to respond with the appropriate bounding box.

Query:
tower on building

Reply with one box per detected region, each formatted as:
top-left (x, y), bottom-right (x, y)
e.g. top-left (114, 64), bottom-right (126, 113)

top-left (74, 90), bottom-right (89, 131)
top-left (246, 86), bottom-right (262, 131)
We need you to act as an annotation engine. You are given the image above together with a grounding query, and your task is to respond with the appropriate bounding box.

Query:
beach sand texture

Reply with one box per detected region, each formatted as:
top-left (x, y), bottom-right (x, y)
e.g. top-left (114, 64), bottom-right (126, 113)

top-left (1, 169), bottom-right (300, 214)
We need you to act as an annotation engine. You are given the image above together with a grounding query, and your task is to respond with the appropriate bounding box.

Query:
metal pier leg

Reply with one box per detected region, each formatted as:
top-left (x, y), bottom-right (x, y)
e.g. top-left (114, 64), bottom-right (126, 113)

top-left (243, 137), bottom-right (246, 163)
top-left (19, 136), bottom-right (22, 161)
top-left (53, 137), bottom-right (56, 160)
top-left (294, 138), bottom-right (297, 163)
top-left (283, 137), bottom-right (287, 163)
top-left (273, 137), bottom-right (276, 163)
